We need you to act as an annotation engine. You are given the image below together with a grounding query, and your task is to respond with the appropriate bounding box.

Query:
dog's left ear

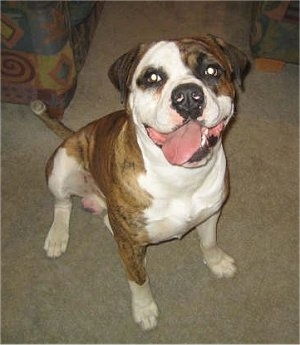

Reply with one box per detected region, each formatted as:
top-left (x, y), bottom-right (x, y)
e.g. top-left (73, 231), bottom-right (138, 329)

top-left (108, 45), bottom-right (142, 103)
top-left (209, 35), bottom-right (249, 89)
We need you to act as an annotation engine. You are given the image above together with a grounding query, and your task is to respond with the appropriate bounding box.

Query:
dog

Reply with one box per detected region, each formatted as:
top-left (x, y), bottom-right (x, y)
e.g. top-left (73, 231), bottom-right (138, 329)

top-left (31, 35), bottom-right (248, 330)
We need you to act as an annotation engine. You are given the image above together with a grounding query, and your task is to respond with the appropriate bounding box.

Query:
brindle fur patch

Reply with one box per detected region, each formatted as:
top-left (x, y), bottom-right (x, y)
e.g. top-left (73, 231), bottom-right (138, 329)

top-left (60, 111), bottom-right (152, 248)
top-left (176, 37), bottom-right (240, 97)
top-left (89, 111), bottom-right (152, 283)
top-left (51, 111), bottom-right (152, 282)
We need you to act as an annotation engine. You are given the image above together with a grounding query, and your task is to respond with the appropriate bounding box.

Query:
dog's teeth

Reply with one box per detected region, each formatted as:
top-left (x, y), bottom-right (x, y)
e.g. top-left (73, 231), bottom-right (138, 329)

top-left (201, 135), bottom-right (206, 147)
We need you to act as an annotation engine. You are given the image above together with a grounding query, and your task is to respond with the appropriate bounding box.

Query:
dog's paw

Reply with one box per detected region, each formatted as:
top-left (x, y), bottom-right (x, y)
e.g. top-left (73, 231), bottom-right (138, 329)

top-left (44, 225), bottom-right (69, 258)
top-left (132, 301), bottom-right (159, 331)
top-left (203, 247), bottom-right (236, 278)
top-left (129, 279), bottom-right (158, 330)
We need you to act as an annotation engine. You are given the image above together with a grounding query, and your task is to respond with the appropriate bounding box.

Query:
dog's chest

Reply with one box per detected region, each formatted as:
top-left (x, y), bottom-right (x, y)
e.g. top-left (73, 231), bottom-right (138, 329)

top-left (138, 160), bottom-right (226, 244)
top-left (145, 195), bottom-right (222, 243)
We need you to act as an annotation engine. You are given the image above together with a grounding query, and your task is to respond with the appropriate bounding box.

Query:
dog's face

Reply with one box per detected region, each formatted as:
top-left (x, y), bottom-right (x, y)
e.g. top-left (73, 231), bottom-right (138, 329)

top-left (109, 36), bottom-right (248, 167)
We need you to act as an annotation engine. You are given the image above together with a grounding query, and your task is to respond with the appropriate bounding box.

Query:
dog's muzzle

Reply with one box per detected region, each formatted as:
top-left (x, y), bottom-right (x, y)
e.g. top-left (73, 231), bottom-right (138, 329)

top-left (143, 82), bottom-right (224, 167)
top-left (171, 83), bottom-right (205, 120)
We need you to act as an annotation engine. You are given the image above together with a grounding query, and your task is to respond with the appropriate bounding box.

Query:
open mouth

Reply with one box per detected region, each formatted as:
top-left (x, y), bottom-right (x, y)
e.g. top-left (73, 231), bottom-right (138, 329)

top-left (145, 120), bottom-right (225, 166)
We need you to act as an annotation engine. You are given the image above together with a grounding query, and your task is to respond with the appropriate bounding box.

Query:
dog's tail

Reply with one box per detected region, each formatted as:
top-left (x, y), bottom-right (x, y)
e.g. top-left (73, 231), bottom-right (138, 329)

top-left (30, 100), bottom-right (74, 140)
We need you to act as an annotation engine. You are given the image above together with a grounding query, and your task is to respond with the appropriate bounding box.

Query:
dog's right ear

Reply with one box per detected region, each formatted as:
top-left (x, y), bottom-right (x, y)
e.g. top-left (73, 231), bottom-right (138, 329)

top-left (108, 46), bottom-right (142, 104)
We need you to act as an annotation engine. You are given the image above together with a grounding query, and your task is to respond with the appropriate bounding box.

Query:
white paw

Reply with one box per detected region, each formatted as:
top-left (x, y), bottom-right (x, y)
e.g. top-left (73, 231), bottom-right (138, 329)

top-left (132, 301), bottom-right (159, 331)
top-left (203, 247), bottom-right (236, 278)
top-left (44, 225), bottom-right (69, 258)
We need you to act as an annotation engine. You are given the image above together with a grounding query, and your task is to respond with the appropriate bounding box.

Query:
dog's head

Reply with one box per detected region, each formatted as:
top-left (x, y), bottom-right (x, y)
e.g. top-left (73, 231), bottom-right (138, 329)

top-left (109, 36), bottom-right (248, 167)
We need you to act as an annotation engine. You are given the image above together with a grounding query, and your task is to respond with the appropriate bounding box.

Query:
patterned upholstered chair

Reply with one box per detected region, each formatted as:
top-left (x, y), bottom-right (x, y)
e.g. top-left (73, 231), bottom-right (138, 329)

top-left (1, 1), bottom-right (103, 118)
top-left (250, 1), bottom-right (299, 72)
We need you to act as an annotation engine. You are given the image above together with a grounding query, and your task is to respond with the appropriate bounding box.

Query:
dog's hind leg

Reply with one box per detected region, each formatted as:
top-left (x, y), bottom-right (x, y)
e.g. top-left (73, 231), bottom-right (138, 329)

top-left (44, 197), bottom-right (72, 258)
top-left (44, 147), bottom-right (80, 258)
top-left (197, 211), bottom-right (236, 278)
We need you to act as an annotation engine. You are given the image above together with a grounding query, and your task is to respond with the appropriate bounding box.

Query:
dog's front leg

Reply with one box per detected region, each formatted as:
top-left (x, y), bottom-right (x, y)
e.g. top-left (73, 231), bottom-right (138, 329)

top-left (115, 237), bottom-right (158, 330)
top-left (197, 211), bottom-right (236, 278)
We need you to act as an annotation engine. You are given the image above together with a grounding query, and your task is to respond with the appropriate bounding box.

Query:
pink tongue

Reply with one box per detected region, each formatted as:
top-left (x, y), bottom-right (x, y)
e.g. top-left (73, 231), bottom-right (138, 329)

top-left (161, 121), bottom-right (202, 165)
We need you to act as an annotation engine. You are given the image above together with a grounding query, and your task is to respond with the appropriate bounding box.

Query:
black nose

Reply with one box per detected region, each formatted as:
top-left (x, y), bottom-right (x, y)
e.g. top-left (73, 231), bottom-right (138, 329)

top-left (171, 83), bottom-right (205, 119)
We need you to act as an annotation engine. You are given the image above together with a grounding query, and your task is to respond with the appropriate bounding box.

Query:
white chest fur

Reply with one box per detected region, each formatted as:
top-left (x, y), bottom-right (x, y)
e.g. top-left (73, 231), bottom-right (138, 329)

top-left (138, 142), bottom-right (227, 243)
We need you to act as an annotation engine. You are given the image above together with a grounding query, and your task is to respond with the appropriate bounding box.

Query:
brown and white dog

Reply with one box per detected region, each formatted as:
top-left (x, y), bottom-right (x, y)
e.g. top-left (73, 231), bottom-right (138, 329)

top-left (31, 35), bottom-right (248, 330)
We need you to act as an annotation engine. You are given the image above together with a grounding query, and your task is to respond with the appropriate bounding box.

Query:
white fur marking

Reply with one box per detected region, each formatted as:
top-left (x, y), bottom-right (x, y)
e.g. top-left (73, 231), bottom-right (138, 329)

top-left (44, 201), bottom-right (72, 258)
top-left (45, 148), bottom-right (110, 256)
top-left (128, 279), bottom-right (158, 330)
top-left (103, 214), bottom-right (114, 236)
top-left (130, 41), bottom-right (234, 134)
top-left (197, 213), bottom-right (236, 278)
top-left (139, 143), bottom-right (227, 243)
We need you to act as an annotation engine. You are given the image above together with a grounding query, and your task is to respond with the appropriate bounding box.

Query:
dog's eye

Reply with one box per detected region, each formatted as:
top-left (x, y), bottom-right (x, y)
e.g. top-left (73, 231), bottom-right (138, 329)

top-left (204, 65), bottom-right (222, 78)
top-left (147, 73), bottom-right (162, 84)
top-left (137, 68), bottom-right (167, 89)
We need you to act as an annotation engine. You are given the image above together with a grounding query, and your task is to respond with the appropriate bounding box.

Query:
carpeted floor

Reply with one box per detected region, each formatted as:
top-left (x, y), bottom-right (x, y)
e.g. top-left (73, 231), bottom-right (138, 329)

top-left (1, 2), bottom-right (299, 344)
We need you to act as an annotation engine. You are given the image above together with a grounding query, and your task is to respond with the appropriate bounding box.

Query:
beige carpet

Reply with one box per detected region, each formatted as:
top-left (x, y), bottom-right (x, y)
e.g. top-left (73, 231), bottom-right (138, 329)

top-left (2, 2), bottom-right (299, 343)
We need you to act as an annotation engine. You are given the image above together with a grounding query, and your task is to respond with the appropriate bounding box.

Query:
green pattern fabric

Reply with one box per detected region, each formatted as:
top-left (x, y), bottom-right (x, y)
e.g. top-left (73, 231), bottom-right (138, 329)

top-left (250, 1), bottom-right (299, 64)
top-left (1, 1), bottom-right (103, 117)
